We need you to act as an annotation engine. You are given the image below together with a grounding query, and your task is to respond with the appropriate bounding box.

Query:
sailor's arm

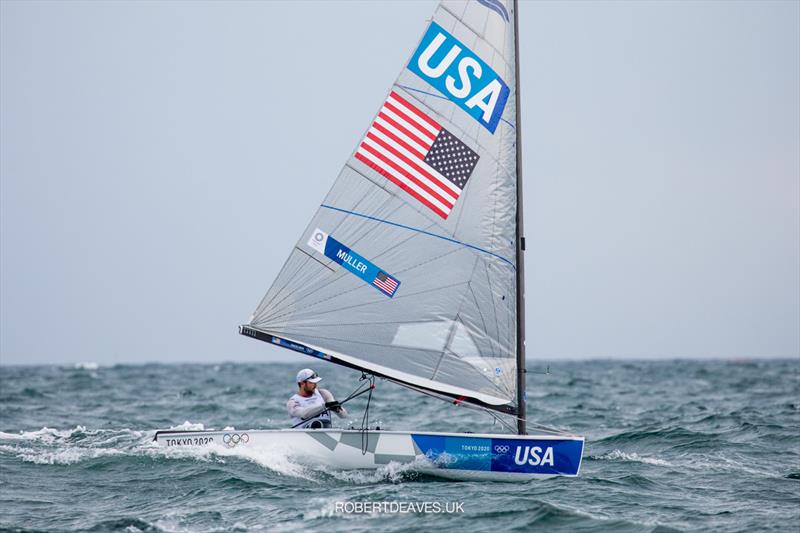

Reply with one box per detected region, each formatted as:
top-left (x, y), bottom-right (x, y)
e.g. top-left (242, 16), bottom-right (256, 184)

top-left (286, 398), bottom-right (326, 420)
top-left (319, 388), bottom-right (348, 418)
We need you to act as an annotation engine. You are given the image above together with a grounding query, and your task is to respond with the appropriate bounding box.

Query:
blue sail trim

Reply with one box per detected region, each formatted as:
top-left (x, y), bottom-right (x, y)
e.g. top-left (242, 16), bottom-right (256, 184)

top-left (320, 204), bottom-right (515, 269)
top-left (476, 0), bottom-right (510, 23)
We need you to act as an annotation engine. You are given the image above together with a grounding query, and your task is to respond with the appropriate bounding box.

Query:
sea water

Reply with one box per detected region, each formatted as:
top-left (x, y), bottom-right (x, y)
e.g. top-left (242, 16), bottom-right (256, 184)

top-left (1, 359), bottom-right (798, 532)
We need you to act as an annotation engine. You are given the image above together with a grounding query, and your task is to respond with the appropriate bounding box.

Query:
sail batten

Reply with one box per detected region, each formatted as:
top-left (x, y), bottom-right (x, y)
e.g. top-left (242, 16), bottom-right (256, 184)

top-left (246, 0), bottom-right (521, 414)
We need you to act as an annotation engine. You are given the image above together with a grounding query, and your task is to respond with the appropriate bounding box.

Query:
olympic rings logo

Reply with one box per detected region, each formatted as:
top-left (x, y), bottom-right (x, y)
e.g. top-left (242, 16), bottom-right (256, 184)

top-left (223, 433), bottom-right (250, 448)
top-left (494, 445), bottom-right (510, 454)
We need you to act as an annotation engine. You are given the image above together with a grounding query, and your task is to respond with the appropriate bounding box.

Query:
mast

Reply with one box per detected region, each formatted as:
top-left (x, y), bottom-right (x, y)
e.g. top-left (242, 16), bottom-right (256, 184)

top-left (513, 0), bottom-right (527, 435)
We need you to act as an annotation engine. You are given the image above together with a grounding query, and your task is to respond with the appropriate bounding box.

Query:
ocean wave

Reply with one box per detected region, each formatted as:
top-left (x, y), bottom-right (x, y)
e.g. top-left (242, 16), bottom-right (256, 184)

top-left (0, 424), bottom-right (316, 480)
top-left (0, 425), bottom-right (88, 443)
top-left (593, 449), bottom-right (673, 467)
top-left (2, 360), bottom-right (798, 532)
top-left (86, 517), bottom-right (161, 532)
top-left (0, 424), bottom-right (444, 485)
top-left (316, 455), bottom-right (433, 485)
top-left (1, 444), bottom-right (125, 465)
top-left (166, 421), bottom-right (207, 431)
top-left (138, 436), bottom-right (315, 480)
top-left (594, 426), bottom-right (722, 449)
top-left (72, 362), bottom-right (100, 370)
top-left (590, 447), bottom-right (785, 479)
top-left (676, 451), bottom-right (785, 478)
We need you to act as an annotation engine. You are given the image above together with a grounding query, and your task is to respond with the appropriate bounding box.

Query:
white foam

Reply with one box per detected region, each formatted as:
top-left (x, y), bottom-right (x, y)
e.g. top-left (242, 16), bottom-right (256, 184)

top-left (138, 436), bottom-right (313, 479)
top-left (0, 424), bottom-right (425, 483)
top-left (73, 362), bottom-right (100, 370)
top-left (317, 455), bottom-right (431, 484)
top-left (167, 421), bottom-right (206, 431)
top-left (222, 443), bottom-right (315, 479)
top-left (0, 426), bottom-right (87, 443)
top-left (676, 451), bottom-right (781, 478)
top-left (598, 449), bottom-right (673, 466)
top-left (1, 444), bottom-right (124, 465)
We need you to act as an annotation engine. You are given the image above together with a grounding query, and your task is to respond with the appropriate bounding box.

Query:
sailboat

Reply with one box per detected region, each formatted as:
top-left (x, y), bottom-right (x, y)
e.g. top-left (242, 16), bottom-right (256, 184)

top-left (155, 0), bottom-right (584, 481)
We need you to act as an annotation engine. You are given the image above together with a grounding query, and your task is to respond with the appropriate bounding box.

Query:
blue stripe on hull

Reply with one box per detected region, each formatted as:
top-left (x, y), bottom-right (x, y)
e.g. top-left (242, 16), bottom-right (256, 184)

top-left (412, 434), bottom-right (583, 476)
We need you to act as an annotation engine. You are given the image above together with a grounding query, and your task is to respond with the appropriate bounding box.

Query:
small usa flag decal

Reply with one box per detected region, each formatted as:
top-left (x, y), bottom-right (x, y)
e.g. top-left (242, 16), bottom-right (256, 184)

top-left (372, 271), bottom-right (400, 297)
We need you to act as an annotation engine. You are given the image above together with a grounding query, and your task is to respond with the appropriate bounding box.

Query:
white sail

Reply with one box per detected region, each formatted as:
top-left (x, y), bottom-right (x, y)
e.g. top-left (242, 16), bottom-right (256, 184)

top-left (245, 0), bottom-right (520, 412)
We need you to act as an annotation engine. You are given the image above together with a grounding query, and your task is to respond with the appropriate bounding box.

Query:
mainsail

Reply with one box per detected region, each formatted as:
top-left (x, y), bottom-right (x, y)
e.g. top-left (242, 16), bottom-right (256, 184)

top-left (243, 0), bottom-right (523, 419)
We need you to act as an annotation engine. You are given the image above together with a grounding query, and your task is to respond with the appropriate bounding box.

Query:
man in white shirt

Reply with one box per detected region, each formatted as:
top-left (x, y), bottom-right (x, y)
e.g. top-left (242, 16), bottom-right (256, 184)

top-left (287, 368), bottom-right (347, 429)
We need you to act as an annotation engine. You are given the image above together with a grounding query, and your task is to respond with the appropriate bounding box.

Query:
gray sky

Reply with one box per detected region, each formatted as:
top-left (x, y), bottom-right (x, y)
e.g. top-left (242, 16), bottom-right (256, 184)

top-left (1, 0), bottom-right (798, 365)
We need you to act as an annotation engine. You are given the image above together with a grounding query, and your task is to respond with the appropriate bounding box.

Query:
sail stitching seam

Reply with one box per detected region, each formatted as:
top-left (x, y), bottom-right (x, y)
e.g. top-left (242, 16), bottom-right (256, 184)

top-left (320, 204), bottom-right (515, 268)
top-left (438, 4), bottom-right (510, 71)
top-left (394, 84), bottom-right (516, 131)
top-left (262, 280), bottom-right (471, 325)
top-left (258, 184), bottom-right (384, 322)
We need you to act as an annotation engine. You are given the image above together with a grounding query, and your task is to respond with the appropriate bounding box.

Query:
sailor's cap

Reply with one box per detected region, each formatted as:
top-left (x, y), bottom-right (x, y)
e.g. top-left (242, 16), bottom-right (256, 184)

top-left (296, 368), bottom-right (322, 384)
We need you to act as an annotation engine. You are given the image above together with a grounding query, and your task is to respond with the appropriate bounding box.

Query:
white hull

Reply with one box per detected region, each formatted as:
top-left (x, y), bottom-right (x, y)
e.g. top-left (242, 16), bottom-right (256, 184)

top-left (154, 428), bottom-right (584, 481)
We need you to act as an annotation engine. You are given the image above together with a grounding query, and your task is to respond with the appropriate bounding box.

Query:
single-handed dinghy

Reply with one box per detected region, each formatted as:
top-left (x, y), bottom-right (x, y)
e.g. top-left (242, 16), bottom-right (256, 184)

top-left (155, 0), bottom-right (584, 481)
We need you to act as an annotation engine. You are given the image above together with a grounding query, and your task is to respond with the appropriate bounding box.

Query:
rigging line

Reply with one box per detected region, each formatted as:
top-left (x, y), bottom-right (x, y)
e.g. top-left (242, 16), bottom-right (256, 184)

top-left (489, 411), bottom-right (517, 434)
top-left (320, 204), bottom-right (515, 268)
top-left (396, 84), bottom-right (517, 132)
top-left (525, 421), bottom-right (574, 437)
top-left (342, 376), bottom-right (371, 403)
top-left (359, 374), bottom-right (375, 454)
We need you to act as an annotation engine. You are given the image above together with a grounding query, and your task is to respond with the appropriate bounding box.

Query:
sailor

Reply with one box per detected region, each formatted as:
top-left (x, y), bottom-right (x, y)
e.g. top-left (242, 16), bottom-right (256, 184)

top-left (287, 368), bottom-right (347, 429)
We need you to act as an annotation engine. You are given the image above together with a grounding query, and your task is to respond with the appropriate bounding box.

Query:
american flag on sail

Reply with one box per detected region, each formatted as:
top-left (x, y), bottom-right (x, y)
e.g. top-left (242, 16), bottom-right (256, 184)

top-left (372, 271), bottom-right (399, 297)
top-left (355, 91), bottom-right (480, 219)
